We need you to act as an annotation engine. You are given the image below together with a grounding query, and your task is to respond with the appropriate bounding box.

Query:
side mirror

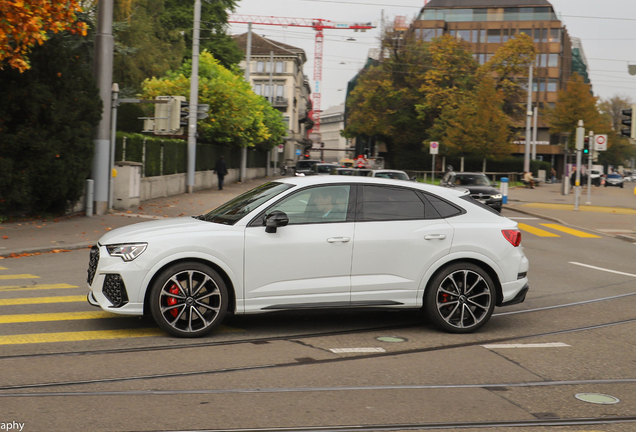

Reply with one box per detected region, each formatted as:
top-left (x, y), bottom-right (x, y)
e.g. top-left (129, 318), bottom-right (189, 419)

top-left (265, 211), bottom-right (289, 234)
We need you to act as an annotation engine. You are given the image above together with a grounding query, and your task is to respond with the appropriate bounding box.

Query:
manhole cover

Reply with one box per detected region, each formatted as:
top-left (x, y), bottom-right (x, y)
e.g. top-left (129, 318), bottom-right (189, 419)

top-left (376, 336), bottom-right (406, 343)
top-left (575, 393), bottom-right (620, 404)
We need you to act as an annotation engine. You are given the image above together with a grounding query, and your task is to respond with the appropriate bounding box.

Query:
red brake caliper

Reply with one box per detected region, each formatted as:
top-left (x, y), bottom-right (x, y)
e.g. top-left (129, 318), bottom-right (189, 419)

top-left (167, 284), bottom-right (180, 317)
top-left (441, 293), bottom-right (449, 303)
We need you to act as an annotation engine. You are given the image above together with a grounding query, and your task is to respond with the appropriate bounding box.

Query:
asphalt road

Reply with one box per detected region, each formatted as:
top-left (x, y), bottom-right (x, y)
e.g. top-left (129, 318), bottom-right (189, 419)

top-left (0, 212), bottom-right (635, 431)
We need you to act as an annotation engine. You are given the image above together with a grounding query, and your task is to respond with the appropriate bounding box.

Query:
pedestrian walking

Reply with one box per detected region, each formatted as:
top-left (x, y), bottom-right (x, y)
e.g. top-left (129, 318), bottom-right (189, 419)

top-left (550, 167), bottom-right (556, 184)
top-left (215, 156), bottom-right (228, 190)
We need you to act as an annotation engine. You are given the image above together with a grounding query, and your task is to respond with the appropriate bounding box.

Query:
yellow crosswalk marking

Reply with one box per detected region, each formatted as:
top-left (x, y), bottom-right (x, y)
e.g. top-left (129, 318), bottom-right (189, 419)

top-left (0, 274), bottom-right (40, 280)
top-left (0, 311), bottom-right (117, 324)
top-left (540, 224), bottom-right (601, 238)
top-left (0, 295), bottom-right (85, 306)
top-left (0, 267), bottom-right (7, 270)
top-left (0, 328), bottom-right (164, 345)
top-left (0, 283), bottom-right (78, 292)
top-left (517, 223), bottom-right (560, 237)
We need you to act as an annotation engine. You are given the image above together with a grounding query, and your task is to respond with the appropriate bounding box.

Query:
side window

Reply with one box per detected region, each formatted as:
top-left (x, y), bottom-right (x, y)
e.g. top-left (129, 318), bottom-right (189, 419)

top-left (360, 186), bottom-right (425, 221)
top-left (267, 185), bottom-right (351, 224)
top-left (423, 193), bottom-right (464, 218)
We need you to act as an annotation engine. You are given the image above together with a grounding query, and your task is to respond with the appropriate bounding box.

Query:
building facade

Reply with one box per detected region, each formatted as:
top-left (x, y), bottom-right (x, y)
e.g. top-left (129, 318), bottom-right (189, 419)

top-left (314, 103), bottom-right (353, 163)
top-left (414, 0), bottom-right (576, 168)
top-left (234, 33), bottom-right (313, 168)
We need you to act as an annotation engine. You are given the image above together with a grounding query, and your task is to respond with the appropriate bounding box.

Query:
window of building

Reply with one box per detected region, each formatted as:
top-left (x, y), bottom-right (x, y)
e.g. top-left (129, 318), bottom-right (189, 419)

top-left (487, 29), bottom-right (501, 43)
top-left (547, 79), bottom-right (558, 92)
top-left (254, 84), bottom-right (262, 95)
top-left (276, 61), bottom-right (284, 73)
top-left (256, 61), bottom-right (264, 73)
top-left (503, 8), bottom-right (518, 21)
top-left (549, 28), bottom-right (561, 43)
top-left (548, 53), bottom-right (559, 67)
top-left (519, 28), bottom-right (532, 38)
top-left (502, 28), bottom-right (510, 42)
top-left (534, 7), bottom-right (552, 20)
top-left (421, 28), bottom-right (437, 42)
top-left (487, 8), bottom-right (504, 21)
top-left (518, 8), bottom-right (534, 21)
top-left (457, 30), bottom-right (471, 41)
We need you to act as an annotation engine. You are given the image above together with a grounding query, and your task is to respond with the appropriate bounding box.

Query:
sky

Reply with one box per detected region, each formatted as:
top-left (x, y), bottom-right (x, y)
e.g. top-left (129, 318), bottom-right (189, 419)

top-left (228, 0), bottom-right (636, 112)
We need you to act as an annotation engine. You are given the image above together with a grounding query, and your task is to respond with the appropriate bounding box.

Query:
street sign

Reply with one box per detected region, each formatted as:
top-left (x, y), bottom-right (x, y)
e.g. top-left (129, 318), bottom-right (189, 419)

top-left (430, 141), bottom-right (439, 155)
top-left (594, 134), bottom-right (608, 151)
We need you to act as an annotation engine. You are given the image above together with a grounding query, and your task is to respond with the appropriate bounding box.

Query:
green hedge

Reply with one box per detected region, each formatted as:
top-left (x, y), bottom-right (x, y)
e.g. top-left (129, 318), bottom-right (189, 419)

top-left (116, 132), bottom-right (269, 177)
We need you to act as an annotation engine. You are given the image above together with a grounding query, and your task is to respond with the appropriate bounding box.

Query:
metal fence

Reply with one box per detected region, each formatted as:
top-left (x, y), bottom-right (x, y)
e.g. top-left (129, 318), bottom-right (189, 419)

top-left (115, 134), bottom-right (268, 177)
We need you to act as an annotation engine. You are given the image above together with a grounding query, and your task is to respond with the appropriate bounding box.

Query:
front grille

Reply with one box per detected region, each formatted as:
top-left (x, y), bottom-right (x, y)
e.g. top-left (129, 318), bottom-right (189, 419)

top-left (471, 193), bottom-right (492, 200)
top-left (103, 274), bottom-right (129, 308)
top-left (87, 246), bottom-right (99, 285)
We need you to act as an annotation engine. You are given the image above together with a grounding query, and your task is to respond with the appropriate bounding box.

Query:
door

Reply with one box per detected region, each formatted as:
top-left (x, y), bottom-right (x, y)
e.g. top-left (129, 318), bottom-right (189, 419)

top-left (244, 185), bottom-right (355, 312)
top-left (351, 185), bottom-right (453, 307)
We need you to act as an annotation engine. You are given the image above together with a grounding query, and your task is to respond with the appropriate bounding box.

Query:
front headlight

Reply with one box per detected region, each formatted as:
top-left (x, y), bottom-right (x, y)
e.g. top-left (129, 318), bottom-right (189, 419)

top-left (295, 172), bottom-right (305, 177)
top-left (492, 194), bottom-right (502, 200)
top-left (106, 243), bottom-right (147, 261)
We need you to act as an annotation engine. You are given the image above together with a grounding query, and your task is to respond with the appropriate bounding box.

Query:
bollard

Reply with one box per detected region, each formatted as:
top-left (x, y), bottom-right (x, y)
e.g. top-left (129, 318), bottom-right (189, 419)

top-left (500, 177), bottom-right (509, 204)
top-left (86, 179), bottom-right (94, 217)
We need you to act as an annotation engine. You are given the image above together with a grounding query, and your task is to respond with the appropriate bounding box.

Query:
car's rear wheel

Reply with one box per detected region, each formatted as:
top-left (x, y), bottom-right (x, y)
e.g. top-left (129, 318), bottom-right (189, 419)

top-left (149, 262), bottom-right (228, 338)
top-left (425, 263), bottom-right (495, 333)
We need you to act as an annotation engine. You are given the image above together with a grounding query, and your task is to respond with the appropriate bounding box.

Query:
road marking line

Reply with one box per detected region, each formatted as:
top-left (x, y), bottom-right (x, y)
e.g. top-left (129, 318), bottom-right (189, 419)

top-left (521, 203), bottom-right (636, 214)
top-left (0, 283), bottom-right (78, 292)
top-left (0, 295), bottom-right (85, 306)
top-left (0, 328), bottom-right (164, 345)
top-left (330, 348), bottom-right (386, 353)
top-left (541, 224), bottom-right (601, 238)
top-left (570, 262), bottom-right (636, 278)
top-left (517, 223), bottom-right (560, 237)
top-left (0, 267), bottom-right (7, 270)
top-left (482, 343), bottom-right (570, 349)
top-left (0, 274), bottom-right (40, 280)
top-left (0, 311), bottom-right (118, 324)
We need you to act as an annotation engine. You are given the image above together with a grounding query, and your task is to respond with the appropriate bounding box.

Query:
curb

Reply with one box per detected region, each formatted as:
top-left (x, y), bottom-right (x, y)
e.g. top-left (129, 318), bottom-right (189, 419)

top-left (0, 242), bottom-right (93, 259)
top-left (503, 205), bottom-right (635, 242)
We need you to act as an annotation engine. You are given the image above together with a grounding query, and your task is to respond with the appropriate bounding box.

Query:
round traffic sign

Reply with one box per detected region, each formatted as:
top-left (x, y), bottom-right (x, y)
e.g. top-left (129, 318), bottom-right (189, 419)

top-left (430, 141), bottom-right (439, 148)
top-left (595, 135), bottom-right (606, 145)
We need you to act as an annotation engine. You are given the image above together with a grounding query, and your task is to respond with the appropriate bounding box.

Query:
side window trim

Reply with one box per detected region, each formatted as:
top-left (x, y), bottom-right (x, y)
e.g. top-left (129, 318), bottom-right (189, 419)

top-left (421, 192), bottom-right (466, 219)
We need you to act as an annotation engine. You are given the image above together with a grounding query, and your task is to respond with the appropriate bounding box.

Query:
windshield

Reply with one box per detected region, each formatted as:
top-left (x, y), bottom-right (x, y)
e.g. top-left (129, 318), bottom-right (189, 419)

top-left (316, 165), bottom-right (332, 173)
top-left (374, 171), bottom-right (408, 180)
top-left (454, 174), bottom-right (492, 187)
top-left (198, 182), bottom-right (293, 225)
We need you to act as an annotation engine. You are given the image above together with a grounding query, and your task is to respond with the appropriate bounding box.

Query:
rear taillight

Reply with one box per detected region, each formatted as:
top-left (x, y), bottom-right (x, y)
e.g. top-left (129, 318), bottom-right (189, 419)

top-left (502, 229), bottom-right (521, 247)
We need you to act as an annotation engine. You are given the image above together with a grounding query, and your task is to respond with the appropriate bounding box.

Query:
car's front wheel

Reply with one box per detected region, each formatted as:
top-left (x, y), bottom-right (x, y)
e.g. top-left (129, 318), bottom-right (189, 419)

top-left (149, 262), bottom-right (228, 338)
top-left (425, 263), bottom-right (496, 333)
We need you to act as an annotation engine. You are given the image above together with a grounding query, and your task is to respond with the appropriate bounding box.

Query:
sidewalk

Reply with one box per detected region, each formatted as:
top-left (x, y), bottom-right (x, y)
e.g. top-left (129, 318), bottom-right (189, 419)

top-left (1, 177), bottom-right (635, 258)
top-left (0, 177), bottom-right (276, 258)
top-left (504, 181), bottom-right (636, 241)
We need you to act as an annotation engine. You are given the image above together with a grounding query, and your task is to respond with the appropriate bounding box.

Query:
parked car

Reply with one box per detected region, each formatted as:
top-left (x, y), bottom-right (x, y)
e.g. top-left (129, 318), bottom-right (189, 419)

top-left (439, 172), bottom-right (503, 213)
top-left (604, 173), bottom-right (624, 188)
top-left (310, 163), bottom-right (337, 175)
top-left (330, 167), bottom-right (357, 176)
top-left (87, 176), bottom-right (529, 337)
top-left (294, 160), bottom-right (321, 176)
top-left (589, 169), bottom-right (603, 186)
top-left (369, 169), bottom-right (413, 181)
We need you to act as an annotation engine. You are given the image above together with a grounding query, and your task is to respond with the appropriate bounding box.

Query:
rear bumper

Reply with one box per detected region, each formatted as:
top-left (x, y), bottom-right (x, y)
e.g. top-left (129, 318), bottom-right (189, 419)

top-left (500, 283), bottom-right (529, 307)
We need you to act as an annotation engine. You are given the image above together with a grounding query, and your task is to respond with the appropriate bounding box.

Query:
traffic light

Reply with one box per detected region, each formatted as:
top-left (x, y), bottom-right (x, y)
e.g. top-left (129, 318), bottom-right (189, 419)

top-left (621, 104), bottom-right (636, 139)
top-left (583, 137), bottom-right (589, 155)
top-left (178, 99), bottom-right (189, 135)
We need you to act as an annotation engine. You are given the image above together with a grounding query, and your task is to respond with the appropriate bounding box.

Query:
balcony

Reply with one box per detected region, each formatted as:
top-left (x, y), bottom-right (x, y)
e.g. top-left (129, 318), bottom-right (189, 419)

top-left (262, 96), bottom-right (288, 108)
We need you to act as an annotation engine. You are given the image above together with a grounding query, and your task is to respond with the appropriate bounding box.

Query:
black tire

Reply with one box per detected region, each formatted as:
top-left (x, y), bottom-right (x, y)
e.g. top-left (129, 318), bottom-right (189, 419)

top-left (424, 262), bottom-right (496, 334)
top-left (620, 183), bottom-right (624, 188)
top-left (149, 262), bottom-right (228, 338)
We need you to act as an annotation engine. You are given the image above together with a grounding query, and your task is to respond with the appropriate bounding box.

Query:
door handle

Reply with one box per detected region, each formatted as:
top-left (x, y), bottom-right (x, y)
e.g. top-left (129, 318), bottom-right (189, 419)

top-left (327, 237), bottom-right (351, 243)
top-left (424, 234), bottom-right (447, 240)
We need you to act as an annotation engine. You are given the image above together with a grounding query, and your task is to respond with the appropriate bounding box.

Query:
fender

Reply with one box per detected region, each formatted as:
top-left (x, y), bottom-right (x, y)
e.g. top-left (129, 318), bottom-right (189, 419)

top-left (415, 250), bottom-right (505, 307)
top-left (139, 248), bottom-right (244, 313)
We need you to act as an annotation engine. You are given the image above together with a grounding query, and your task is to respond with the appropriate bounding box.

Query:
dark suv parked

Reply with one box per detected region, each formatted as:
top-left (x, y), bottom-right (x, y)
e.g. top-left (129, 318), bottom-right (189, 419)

top-left (440, 172), bottom-right (503, 212)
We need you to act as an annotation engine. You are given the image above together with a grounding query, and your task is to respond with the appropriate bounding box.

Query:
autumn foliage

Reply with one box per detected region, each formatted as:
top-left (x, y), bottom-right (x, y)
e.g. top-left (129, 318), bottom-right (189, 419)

top-left (0, 0), bottom-right (87, 72)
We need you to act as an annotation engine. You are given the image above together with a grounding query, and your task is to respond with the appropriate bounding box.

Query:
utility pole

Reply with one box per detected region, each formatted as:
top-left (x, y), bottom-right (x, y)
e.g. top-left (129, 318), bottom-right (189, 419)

top-left (186, 0), bottom-right (201, 193)
top-left (574, 120), bottom-right (584, 211)
top-left (532, 105), bottom-right (538, 160)
top-left (524, 62), bottom-right (533, 173)
top-left (92, 0), bottom-right (114, 215)
top-left (586, 130), bottom-right (593, 205)
top-left (109, 83), bottom-right (119, 210)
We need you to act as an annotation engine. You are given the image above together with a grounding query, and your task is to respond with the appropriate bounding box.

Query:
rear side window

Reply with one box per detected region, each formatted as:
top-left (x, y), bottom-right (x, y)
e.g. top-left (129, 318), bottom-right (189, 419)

top-left (459, 195), bottom-right (502, 216)
top-left (359, 186), bottom-right (425, 221)
top-left (423, 193), bottom-right (464, 218)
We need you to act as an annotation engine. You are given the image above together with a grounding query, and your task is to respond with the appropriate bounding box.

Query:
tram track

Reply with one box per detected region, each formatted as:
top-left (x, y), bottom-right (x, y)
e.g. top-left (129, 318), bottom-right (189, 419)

top-left (1, 315), bottom-right (635, 393)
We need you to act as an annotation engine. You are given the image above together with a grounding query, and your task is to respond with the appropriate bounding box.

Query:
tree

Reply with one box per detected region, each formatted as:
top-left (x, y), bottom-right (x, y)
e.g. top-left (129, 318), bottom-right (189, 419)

top-left (543, 73), bottom-right (610, 151)
top-left (479, 33), bottom-right (537, 121)
top-left (599, 95), bottom-right (633, 134)
top-left (141, 51), bottom-right (285, 149)
top-left (0, 30), bottom-right (102, 216)
top-left (0, 0), bottom-right (87, 72)
top-left (435, 76), bottom-right (513, 160)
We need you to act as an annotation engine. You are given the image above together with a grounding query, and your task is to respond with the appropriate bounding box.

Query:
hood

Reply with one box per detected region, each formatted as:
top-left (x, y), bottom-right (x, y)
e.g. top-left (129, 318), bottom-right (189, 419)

top-left (98, 217), bottom-right (228, 245)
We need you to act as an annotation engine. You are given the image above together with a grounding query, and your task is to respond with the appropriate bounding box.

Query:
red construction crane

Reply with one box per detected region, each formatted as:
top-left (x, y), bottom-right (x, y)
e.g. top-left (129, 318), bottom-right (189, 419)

top-left (229, 14), bottom-right (375, 133)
